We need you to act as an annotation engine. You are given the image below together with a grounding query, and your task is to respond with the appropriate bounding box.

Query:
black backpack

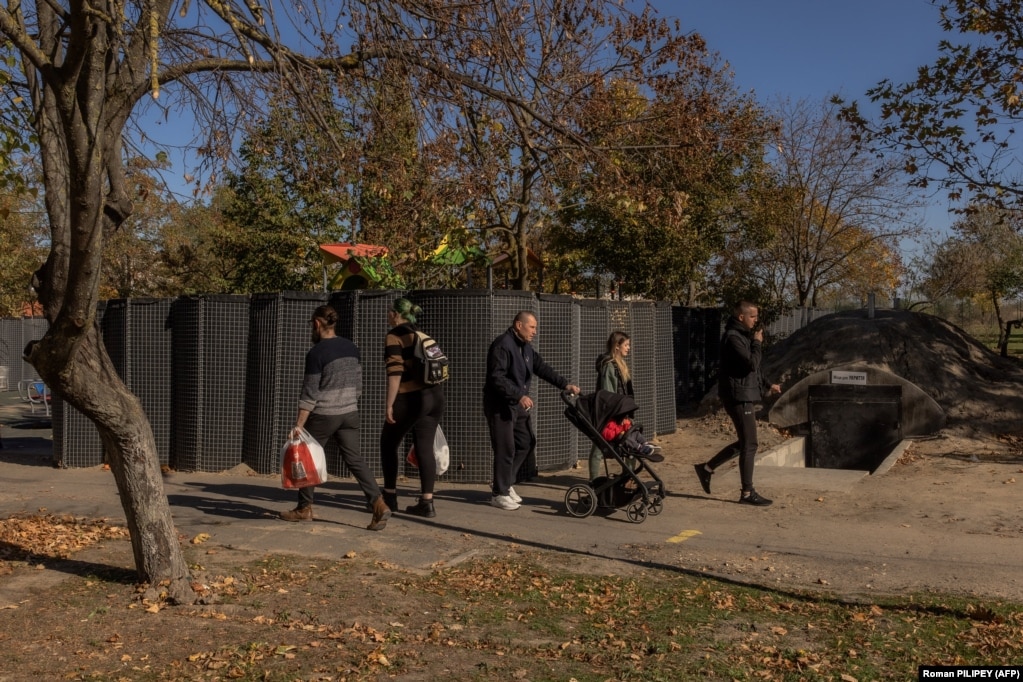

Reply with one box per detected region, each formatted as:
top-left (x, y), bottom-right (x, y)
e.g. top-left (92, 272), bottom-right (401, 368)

top-left (413, 331), bottom-right (450, 385)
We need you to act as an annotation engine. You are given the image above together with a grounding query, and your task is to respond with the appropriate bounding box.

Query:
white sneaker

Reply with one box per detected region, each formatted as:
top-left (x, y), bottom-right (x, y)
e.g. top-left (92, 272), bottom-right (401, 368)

top-left (507, 486), bottom-right (523, 504)
top-left (490, 494), bottom-right (520, 510)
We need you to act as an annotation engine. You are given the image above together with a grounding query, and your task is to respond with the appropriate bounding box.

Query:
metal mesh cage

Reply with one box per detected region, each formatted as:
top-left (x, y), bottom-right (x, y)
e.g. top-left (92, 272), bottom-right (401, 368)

top-left (35, 291), bottom-right (704, 472)
top-left (535, 294), bottom-right (579, 471)
top-left (687, 307), bottom-right (707, 402)
top-left (171, 295), bottom-right (250, 472)
top-left (95, 298), bottom-right (174, 466)
top-left (671, 307), bottom-right (692, 407)
top-left (0, 319), bottom-right (17, 389)
top-left (576, 299), bottom-right (610, 393)
top-left (52, 397), bottom-right (105, 467)
top-left (54, 299), bottom-right (173, 467)
top-left (102, 300), bottom-right (129, 377)
top-left (0, 317), bottom-right (46, 390)
top-left (405, 289), bottom-right (537, 483)
top-left (703, 307), bottom-right (723, 394)
top-left (124, 298), bottom-right (174, 465)
top-left (328, 290), bottom-right (405, 478)
top-left (575, 299), bottom-right (615, 459)
top-left (243, 292), bottom-right (327, 474)
top-left (654, 303), bottom-right (677, 434)
top-left (629, 301), bottom-right (657, 431)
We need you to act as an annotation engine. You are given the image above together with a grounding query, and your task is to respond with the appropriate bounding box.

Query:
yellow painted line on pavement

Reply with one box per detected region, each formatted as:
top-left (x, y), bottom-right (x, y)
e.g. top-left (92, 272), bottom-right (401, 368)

top-left (666, 530), bottom-right (702, 544)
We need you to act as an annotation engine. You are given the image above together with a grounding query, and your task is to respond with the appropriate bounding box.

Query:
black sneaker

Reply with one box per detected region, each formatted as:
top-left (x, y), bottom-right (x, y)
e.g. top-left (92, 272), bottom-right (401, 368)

top-left (694, 464), bottom-right (712, 495)
top-left (739, 490), bottom-right (772, 506)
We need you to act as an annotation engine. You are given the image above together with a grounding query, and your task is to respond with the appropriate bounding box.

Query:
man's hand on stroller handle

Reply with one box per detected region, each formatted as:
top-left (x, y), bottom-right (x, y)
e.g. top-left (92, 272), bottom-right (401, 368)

top-left (564, 384), bottom-right (581, 395)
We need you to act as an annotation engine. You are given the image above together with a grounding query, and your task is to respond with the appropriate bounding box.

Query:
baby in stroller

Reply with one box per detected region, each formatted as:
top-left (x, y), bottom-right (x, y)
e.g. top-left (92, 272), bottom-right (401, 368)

top-left (601, 415), bottom-right (659, 458)
top-left (561, 389), bottom-right (666, 523)
top-left (585, 389), bottom-right (663, 463)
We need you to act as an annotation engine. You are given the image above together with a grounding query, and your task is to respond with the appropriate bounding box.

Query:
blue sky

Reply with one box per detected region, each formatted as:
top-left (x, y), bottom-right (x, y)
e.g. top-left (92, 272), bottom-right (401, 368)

top-left (647, 0), bottom-right (956, 238)
top-left (651, 0), bottom-right (947, 102)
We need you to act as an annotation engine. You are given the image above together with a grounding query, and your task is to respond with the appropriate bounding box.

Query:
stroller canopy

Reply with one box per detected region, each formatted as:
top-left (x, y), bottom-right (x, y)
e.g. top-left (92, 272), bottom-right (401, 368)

top-left (577, 389), bottom-right (639, 430)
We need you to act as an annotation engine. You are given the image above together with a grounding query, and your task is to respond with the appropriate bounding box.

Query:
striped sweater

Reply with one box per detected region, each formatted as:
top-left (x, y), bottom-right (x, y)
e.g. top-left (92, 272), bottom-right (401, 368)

top-left (384, 323), bottom-right (425, 393)
top-left (298, 336), bottom-right (362, 415)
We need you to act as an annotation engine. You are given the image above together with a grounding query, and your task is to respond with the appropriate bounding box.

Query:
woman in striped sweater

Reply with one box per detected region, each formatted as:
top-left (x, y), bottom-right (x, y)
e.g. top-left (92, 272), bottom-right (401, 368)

top-left (380, 298), bottom-right (446, 517)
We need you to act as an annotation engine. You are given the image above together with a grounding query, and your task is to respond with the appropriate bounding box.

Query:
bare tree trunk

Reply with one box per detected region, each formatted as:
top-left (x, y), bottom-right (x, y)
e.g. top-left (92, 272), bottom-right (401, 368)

top-left (514, 235), bottom-right (530, 291)
top-left (19, 1), bottom-right (194, 601)
top-left (29, 320), bottom-right (194, 603)
top-left (992, 288), bottom-right (1008, 351)
top-left (999, 320), bottom-right (1019, 357)
top-left (684, 281), bottom-right (698, 307)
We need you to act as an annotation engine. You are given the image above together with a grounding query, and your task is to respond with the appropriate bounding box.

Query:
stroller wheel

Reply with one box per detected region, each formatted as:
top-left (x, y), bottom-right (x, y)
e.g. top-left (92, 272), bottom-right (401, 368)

top-left (565, 484), bottom-right (597, 518)
top-left (647, 495), bottom-right (664, 516)
top-left (626, 499), bottom-right (648, 524)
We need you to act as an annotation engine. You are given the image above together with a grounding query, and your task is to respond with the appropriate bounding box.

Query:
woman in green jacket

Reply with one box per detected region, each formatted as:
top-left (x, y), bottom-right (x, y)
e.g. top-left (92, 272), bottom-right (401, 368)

top-left (589, 330), bottom-right (633, 480)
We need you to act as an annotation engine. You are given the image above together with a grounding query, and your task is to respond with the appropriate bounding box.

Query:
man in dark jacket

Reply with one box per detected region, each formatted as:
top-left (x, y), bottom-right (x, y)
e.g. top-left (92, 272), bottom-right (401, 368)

top-left (484, 311), bottom-right (580, 510)
top-left (693, 301), bottom-right (781, 506)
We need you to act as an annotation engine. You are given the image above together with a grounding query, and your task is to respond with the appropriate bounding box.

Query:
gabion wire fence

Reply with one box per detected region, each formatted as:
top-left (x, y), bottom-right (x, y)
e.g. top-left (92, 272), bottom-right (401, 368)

top-left (7, 293), bottom-right (734, 479)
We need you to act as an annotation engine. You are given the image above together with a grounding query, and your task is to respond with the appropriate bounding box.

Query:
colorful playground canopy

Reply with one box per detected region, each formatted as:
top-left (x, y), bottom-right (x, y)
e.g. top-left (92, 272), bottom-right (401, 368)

top-left (319, 243), bottom-right (389, 264)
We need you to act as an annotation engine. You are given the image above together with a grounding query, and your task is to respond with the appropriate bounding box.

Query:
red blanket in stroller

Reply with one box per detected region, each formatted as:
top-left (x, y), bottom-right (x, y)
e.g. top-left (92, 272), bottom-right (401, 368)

top-left (578, 390), bottom-right (660, 460)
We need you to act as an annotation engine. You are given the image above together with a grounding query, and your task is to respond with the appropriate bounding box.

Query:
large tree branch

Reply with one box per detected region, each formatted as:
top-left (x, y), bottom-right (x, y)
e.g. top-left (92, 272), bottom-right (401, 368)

top-left (0, 8), bottom-right (52, 71)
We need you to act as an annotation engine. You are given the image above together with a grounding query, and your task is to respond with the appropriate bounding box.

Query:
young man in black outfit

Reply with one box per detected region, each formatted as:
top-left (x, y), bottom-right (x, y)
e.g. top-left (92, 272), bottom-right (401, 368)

top-left (694, 301), bottom-right (781, 506)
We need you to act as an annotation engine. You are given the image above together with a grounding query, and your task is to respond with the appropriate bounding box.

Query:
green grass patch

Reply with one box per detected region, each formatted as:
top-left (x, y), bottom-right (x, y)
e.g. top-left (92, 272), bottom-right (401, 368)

top-left (967, 329), bottom-right (1023, 356)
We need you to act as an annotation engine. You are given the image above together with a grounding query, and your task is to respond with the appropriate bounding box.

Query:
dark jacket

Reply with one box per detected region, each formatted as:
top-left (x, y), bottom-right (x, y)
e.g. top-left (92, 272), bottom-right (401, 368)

top-left (483, 327), bottom-right (569, 415)
top-left (577, 389), bottom-right (639, 431)
top-left (718, 316), bottom-right (767, 404)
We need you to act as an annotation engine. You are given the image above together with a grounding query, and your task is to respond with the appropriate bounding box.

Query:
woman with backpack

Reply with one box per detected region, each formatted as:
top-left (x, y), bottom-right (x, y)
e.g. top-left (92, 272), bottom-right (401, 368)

top-left (380, 297), bottom-right (446, 517)
top-left (588, 330), bottom-right (635, 480)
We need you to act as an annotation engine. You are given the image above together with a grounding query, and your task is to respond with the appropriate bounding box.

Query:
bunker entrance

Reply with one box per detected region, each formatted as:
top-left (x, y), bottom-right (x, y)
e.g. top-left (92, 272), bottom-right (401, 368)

top-left (806, 384), bottom-right (902, 472)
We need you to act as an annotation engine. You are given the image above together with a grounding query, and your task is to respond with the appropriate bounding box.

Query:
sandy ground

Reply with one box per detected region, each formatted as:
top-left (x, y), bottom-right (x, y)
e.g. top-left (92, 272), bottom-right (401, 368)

top-left (633, 407), bottom-right (1023, 601)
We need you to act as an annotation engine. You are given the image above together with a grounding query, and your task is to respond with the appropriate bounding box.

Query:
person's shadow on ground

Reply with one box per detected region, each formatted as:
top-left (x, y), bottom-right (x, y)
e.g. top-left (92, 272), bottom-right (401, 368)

top-left (0, 433), bottom-right (55, 467)
top-left (168, 480), bottom-right (383, 523)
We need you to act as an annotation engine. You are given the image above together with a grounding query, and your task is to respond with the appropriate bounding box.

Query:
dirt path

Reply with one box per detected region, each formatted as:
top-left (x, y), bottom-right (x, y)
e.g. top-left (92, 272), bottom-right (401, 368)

top-left (641, 414), bottom-right (1023, 602)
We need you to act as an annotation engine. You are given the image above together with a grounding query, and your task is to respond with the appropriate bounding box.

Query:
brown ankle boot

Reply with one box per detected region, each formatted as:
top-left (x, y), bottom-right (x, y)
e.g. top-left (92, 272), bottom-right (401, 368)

top-left (280, 506), bottom-right (313, 522)
top-left (367, 495), bottom-right (391, 531)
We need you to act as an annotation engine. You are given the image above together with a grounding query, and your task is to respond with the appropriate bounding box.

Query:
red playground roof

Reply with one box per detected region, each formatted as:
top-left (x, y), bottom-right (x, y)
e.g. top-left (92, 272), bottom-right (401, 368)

top-left (319, 243), bottom-right (389, 264)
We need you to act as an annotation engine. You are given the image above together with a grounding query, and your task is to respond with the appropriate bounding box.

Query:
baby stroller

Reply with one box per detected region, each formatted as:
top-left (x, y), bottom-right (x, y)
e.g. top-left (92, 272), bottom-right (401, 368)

top-left (560, 390), bottom-right (666, 523)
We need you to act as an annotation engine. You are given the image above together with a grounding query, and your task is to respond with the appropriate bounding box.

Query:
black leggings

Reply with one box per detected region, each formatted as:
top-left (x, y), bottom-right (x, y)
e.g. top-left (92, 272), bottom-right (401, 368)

top-left (380, 385), bottom-right (445, 494)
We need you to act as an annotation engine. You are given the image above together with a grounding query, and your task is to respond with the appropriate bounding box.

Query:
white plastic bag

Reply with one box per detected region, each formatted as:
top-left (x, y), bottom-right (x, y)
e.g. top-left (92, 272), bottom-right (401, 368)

top-left (434, 425), bottom-right (450, 476)
top-left (280, 427), bottom-right (328, 489)
top-left (406, 425), bottom-right (450, 476)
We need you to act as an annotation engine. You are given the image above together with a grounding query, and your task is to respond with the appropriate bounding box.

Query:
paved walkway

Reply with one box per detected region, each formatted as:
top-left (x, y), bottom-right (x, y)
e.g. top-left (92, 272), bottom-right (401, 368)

top-left (2, 391), bottom-right (1022, 602)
